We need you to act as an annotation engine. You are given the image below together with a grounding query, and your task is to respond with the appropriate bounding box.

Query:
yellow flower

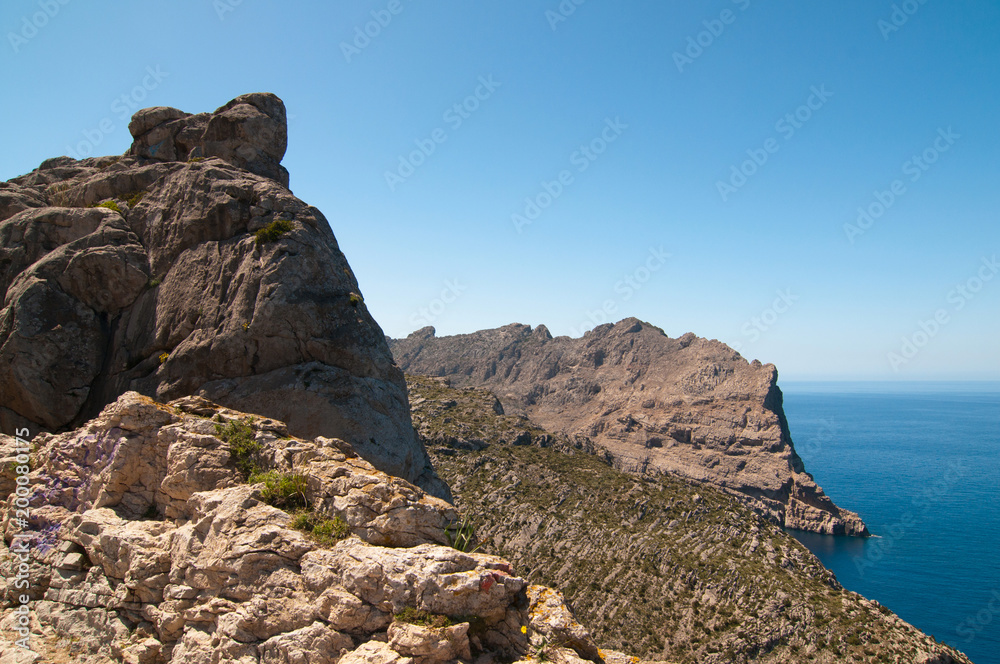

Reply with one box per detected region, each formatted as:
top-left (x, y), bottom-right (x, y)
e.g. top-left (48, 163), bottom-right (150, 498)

top-left (520, 626), bottom-right (527, 634)
top-left (158, 352), bottom-right (169, 364)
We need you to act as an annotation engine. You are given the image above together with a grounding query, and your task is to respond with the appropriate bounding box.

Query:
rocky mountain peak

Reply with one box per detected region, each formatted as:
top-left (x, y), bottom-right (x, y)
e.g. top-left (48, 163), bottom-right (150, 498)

top-left (0, 93), bottom-right (446, 498)
top-left (127, 91), bottom-right (289, 187)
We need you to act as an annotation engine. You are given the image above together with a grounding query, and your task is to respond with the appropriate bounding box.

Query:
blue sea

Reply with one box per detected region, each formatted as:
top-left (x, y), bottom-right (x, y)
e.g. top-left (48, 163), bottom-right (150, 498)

top-left (782, 382), bottom-right (1000, 664)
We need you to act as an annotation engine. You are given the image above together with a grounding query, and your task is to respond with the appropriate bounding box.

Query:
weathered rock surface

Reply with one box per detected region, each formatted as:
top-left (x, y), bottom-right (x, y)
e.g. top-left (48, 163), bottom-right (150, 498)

top-left (407, 375), bottom-right (973, 664)
top-left (0, 93), bottom-right (445, 498)
top-left (0, 392), bottom-right (608, 664)
top-left (390, 320), bottom-right (867, 535)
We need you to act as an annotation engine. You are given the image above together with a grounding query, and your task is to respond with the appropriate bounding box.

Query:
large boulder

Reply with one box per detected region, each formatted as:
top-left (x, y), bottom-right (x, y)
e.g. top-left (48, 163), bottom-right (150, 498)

top-left (0, 94), bottom-right (446, 498)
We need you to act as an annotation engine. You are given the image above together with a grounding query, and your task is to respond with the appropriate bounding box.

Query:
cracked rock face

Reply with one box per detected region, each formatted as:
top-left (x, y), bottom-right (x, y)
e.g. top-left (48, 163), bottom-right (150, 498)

top-left (390, 319), bottom-right (868, 535)
top-left (0, 392), bottom-right (604, 664)
top-left (0, 93), bottom-right (446, 498)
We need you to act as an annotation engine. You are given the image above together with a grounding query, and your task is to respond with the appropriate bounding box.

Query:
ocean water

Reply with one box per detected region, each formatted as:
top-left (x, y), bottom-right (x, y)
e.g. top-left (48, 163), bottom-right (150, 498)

top-left (782, 382), bottom-right (1000, 664)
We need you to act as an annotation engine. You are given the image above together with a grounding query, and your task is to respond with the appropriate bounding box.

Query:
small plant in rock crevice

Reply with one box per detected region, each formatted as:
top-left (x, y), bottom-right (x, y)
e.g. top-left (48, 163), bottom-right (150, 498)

top-left (249, 470), bottom-right (309, 510)
top-left (215, 418), bottom-right (263, 478)
top-left (94, 199), bottom-right (123, 215)
top-left (254, 219), bottom-right (294, 246)
top-left (445, 515), bottom-right (482, 553)
top-left (393, 607), bottom-right (453, 629)
top-left (290, 511), bottom-right (350, 545)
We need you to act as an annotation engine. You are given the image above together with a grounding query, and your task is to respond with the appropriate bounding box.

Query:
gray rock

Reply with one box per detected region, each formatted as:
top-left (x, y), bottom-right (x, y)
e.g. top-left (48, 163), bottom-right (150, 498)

top-left (0, 93), bottom-right (446, 498)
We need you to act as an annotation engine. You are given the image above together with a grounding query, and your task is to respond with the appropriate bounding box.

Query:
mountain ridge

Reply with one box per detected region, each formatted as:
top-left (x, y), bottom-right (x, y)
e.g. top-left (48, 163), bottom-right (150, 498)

top-left (389, 318), bottom-right (868, 537)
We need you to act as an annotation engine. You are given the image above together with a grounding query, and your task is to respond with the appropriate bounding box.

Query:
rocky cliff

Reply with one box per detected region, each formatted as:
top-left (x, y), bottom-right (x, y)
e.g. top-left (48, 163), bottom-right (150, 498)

top-left (406, 375), bottom-right (971, 664)
top-left (390, 320), bottom-right (867, 536)
top-left (0, 93), bottom-right (444, 497)
top-left (0, 392), bottom-right (626, 664)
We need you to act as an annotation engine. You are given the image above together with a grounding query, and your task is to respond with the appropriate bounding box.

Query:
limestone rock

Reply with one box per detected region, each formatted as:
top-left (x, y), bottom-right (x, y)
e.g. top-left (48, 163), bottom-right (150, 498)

top-left (0, 93), bottom-right (446, 499)
top-left (390, 319), bottom-right (867, 535)
top-left (387, 621), bottom-right (471, 662)
top-left (340, 641), bottom-right (412, 664)
top-left (526, 586), bottom-right (599, 661)
top-left (0, 393), bottom-right (598, 664)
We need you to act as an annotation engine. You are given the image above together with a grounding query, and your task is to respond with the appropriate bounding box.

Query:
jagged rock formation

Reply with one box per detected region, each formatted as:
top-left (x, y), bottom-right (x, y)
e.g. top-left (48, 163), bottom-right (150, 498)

top-left (0, 93), bottom-right (445, 497)
top-left (0, 392), bottom-right (625, 664)
top-left (406, 375), bottom-right (972, 664)
top-left (390, 320), bottom-right (867, 535)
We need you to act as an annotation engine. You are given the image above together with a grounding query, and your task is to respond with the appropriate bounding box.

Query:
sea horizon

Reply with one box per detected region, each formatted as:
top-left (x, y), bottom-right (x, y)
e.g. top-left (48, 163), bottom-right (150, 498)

top-left (782, 381), bottom-right (999, 664)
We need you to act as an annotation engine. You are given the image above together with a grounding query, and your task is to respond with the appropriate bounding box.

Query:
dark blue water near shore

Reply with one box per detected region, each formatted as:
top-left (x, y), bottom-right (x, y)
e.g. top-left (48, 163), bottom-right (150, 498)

top-left (781, 382), bottom-right (1000, 664)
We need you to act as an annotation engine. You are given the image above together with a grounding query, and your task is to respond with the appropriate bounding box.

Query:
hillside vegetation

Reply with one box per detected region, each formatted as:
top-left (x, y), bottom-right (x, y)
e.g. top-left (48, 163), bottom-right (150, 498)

top-left (407, 374), bottom-right (971, 664)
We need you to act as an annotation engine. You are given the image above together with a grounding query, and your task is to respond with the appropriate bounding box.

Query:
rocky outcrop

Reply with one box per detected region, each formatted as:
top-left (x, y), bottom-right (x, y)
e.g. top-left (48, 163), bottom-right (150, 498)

top-left (390, 320), bottom-right (867, 535)
top-left (407, 375), bottom-right (973, 664)
top-left (0, 392), bottom-right (612, 664)
top-left (0, 93), bottom-right (445, 497)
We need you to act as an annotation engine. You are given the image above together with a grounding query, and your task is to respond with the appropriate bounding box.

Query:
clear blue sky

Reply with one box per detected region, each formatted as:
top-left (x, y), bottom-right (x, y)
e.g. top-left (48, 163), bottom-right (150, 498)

top-left (2, 1), bottom-right (998, 380)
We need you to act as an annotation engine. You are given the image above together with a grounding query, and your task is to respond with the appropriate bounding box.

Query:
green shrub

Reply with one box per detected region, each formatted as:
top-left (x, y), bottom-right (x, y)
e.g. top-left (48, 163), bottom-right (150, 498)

top-left (95, 200), bottom-right (123, 215)
top-left (250, 470), bottom-right (309, 509)
top-left (125, 190), bottom-right (146, 207)
top-left (290, 511), bottom-right (350, 545)
top-left (394, 607), bottom-right (453, 629)
top-left (148, 278), bottom-right (161, 288)
top-left (254, 219), bottom-right (294, 246)
top-left (215, 419), bottom-right (262, 477)
top-left (349, 293), bottom-right (362, 307)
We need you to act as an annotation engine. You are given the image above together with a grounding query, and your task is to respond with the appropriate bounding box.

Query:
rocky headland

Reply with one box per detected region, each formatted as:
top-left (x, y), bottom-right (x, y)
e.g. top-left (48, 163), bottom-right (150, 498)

top-left (390, 321), bottom-right (867, 536)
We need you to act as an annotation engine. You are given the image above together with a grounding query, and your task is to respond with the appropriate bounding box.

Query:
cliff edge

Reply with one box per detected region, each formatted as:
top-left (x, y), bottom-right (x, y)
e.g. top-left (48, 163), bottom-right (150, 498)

top-left (390, 319), bottom-right (868, 536)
